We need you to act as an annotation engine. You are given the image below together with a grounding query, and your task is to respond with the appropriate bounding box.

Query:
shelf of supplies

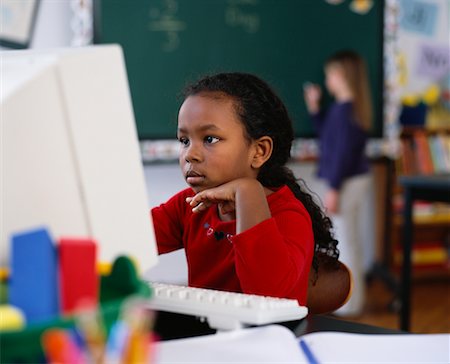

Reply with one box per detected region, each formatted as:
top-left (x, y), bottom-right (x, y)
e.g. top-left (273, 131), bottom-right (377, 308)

top-left (393, 213), bottom-right (450, 226)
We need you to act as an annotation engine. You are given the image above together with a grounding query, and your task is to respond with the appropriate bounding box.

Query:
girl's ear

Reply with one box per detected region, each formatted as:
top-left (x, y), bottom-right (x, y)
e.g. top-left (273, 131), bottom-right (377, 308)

top-left (251, 136), bottom-right (273, 169)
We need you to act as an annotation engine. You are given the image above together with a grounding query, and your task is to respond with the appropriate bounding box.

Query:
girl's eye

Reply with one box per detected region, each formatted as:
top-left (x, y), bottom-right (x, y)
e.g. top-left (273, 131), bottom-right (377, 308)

top-left (204, 136), bottom-right (219, 144)
top-left (178, 137), bottom-right (189, 146)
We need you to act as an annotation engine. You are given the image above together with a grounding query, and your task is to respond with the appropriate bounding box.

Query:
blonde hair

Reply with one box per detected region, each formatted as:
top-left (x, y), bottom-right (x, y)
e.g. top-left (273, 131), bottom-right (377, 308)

top-left (326, 50), bottom-right (373, 131)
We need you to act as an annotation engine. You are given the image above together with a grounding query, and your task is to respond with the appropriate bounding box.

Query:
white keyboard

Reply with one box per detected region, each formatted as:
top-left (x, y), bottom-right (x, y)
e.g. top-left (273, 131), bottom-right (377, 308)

top-left (146, 282), bottom-right (308, 330)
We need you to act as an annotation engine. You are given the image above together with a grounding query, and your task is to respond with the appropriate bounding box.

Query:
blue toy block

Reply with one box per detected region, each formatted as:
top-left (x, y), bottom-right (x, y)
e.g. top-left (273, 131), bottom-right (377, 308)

top-left (9, 227), bottom-right (59, 323)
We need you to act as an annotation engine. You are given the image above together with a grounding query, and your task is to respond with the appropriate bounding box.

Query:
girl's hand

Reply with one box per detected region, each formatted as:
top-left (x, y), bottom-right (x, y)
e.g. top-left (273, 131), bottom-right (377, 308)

top-left (186, 178), bottom-right (272, 233)
top-left (186, 182), bottom-right (238, 215)
top-left (325, 189), bottom-right (340, 214)
top-left (303, 83), bottom-right (322, 114)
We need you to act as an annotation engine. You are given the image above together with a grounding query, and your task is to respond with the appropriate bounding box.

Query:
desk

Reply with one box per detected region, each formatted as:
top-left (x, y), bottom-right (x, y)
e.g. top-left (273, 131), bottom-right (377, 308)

top-left (398, 174), bottom-right (450, 331)
top-left (154, 313), bottom-right (450, 363)
top-left (154, 313), bottom-right (410, 363)
top-left (286, 314), bottom-right (403, 336)
top-left (153, 311), bottom-right (402, 341)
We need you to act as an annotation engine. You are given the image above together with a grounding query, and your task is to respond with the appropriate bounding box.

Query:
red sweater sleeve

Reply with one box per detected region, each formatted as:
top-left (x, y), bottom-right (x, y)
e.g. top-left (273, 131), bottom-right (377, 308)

top-left (151, 188), bottom-right (194, 254)
top-left (232, 208), bottom-right (314, 302)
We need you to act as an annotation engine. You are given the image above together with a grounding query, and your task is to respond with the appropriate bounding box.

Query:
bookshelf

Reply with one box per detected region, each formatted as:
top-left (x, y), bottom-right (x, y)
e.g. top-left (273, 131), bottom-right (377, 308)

top-left (392, 126), bottom-right (450, 279)
top-left (397, 127), bottom-right (450, 176)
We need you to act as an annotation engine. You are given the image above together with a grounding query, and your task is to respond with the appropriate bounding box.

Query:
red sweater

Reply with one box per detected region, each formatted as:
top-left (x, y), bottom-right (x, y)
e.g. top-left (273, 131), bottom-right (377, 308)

top-left (151, 185), bottom-right (314, 305)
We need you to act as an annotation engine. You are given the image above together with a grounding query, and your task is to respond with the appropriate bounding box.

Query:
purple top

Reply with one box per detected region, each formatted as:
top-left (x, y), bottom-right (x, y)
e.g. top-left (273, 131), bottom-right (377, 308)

top-left (311, 101), bottom-right (369, 190)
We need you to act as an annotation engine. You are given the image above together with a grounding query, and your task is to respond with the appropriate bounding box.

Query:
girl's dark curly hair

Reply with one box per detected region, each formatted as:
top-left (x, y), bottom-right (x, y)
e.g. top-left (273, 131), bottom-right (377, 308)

top-left (183, 72), bottom-right (339, 270)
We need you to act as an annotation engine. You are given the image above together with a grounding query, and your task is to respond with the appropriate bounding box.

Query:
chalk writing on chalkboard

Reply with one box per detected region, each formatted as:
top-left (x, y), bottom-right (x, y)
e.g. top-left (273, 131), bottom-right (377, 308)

top-left (225, 0), bottom-right (260, 34)
top-left (149, 0), bottom-right (186, 52)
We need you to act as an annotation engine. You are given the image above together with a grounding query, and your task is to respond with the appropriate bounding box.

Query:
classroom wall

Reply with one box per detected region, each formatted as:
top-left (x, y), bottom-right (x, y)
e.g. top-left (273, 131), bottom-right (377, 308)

top-left (30, 0), bottom-right (72, 48)
top-left (8, 0), bottom-right (448, 139)
top-left (4, 0), bottom-right (448, 109)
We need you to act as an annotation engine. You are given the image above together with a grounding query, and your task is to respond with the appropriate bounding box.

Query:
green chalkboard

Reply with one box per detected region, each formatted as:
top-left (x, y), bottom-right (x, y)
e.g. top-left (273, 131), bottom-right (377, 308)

top-left (94, 0), bottom-right (384, 139)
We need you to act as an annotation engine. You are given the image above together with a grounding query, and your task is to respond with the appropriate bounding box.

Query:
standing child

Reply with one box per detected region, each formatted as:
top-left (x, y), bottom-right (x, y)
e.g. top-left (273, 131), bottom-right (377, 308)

top-left (151, 72), bottom-right (338, 305)
top-left (303, 50), bottom-right (373, 316)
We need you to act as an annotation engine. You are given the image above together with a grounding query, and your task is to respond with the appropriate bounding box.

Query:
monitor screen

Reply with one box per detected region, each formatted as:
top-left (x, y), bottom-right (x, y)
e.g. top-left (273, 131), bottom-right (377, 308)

top-left (1, 44), bottom-right (158, 272)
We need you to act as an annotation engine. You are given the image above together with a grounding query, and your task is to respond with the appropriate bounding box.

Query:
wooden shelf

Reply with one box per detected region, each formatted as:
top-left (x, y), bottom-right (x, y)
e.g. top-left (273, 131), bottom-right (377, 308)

top-left (392, 266), bottom-right (450, 281)
top-left (393, 214), bottom-right (450, 226)
top-left (390, 126), bottom-right (450, 279)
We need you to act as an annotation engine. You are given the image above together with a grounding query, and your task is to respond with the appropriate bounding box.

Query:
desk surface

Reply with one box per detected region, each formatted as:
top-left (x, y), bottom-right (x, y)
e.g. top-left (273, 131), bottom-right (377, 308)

top-left (287, 314), bottom-right (403, 336)
top-left (399, 174), bottom-right (450, 186)
top-left (153, 311), bottom-right (403, 341)
top-left (399, 174), bottom-right (450, 200)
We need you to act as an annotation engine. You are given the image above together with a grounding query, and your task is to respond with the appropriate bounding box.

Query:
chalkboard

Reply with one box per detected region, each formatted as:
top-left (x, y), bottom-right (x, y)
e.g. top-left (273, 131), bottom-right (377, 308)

top-left (94, 0), bottom-right (384, 139)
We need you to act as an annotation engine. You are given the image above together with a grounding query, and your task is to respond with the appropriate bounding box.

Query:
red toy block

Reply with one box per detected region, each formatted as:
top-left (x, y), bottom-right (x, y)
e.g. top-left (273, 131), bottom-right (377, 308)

top-left (59, 238), bottom-right (98, 313)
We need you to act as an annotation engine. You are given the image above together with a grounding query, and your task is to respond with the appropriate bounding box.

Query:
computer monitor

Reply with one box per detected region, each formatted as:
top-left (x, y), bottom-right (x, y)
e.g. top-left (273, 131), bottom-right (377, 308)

top-left (1, 44), bottom-right (158, 272)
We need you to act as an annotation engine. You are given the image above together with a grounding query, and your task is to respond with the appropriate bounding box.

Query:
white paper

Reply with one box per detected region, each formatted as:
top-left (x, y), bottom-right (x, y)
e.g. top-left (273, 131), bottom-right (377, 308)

top-left (154, 328), bottom-right (449, 364)
top-left (154, 324), bottom-right (305, 363)
top-left (299, 331), bottom-right (450, 364)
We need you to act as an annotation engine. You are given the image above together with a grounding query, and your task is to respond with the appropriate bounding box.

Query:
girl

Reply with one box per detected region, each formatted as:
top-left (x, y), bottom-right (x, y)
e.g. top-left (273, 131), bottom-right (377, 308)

top-left (152, 72), bottom-right (338, 305)
top-left (303, 50), bottom-right (373, 316)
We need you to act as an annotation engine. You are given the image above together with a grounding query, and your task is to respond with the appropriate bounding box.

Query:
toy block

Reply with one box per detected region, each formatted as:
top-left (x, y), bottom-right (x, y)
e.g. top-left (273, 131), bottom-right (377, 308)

top-left (59, 237), bottom-right (98, 313)
top-left (9, 227), bottom-right (59, 322)
top-left (100, 256), bottom-right (147, 302)
top-left (0, 304), bottom-right (26, 331)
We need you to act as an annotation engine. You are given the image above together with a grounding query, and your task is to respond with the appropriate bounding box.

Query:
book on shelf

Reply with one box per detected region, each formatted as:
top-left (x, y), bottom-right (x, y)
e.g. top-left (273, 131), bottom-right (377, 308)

top-left (428, 135), bottom-right (443, 173)
top-left (398, 129), bottom-right (450, 175)
top-left (435, 134), bottom-right (450, 172)
top-left (392, 195), bottom-right (450, 228)
top-left (393, 241), bottom-right (449, 272)
top-left (412, 130), bottom-right (434, 175)
top-left (398, 138), bottom-right (417, 175)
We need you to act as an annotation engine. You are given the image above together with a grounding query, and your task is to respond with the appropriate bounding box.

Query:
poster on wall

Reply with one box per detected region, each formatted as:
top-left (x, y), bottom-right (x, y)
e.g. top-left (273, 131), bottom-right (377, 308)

top-left (0, 0), bottom-right (40, 49)
top-left (416, 43), bottom-right (449, 80)
top-left (400, 0), bottom-right (438, 36)
top-left (398, 0), bottom-right (449, 93)
top-left (397, 0), bottom-right (450, 128)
